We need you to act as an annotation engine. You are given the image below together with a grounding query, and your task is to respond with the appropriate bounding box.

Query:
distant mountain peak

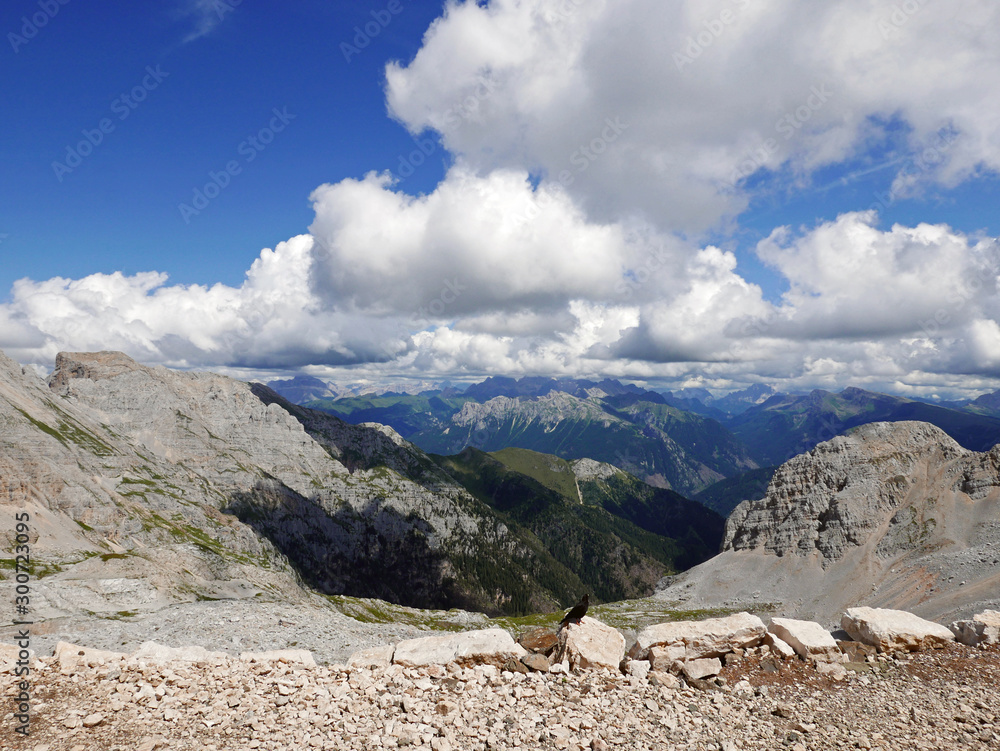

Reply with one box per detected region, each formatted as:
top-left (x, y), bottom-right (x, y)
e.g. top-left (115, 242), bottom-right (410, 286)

top-left (711, 383), bottom-right (780, 415)
top-left (49, 350), bottom-right (151, 389)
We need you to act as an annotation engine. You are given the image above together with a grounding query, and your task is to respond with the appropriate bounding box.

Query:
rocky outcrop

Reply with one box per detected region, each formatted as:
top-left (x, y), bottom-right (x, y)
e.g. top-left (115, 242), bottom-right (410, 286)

top-left (0, 349), bottom-right (587, 618)
top-left (552, 617), bottom-right (625, 671)
top-left (656, 421), bottom-right (1000, 624)
top-left (724, 422), bottom-right (965, 561)
top-left (391, 629), bottom-right (526, 668)
top-left (841, 607), bottom-right (955, 652)
top-left (629, 612), bottom-right (766, 661)
top-left (768, 617), bottom-right (843, 663)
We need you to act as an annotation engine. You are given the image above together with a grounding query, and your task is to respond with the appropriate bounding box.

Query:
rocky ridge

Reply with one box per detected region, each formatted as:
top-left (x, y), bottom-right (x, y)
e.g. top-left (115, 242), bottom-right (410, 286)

top-left (657, 421), bottom-right (1000, 624)
top-left (0, 349), bottom-right (600, 618)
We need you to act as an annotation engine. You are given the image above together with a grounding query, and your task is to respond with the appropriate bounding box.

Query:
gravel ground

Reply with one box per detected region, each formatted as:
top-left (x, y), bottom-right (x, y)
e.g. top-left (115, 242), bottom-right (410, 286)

top-left (2, 640), bottom-right (998, 750)
top-left (2, 597), bottom-right (490, 668)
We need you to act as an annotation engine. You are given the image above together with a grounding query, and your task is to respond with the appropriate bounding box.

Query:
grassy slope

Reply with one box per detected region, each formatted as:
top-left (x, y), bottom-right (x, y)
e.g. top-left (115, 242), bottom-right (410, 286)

top-left (304, 394), bottom-right (473, 438)
top-left (432, 448), bottom-right (682, 605)
top-left (432, 446), bottom-right (726, 603)
top-left (488, 446), bottom-right (581, 500)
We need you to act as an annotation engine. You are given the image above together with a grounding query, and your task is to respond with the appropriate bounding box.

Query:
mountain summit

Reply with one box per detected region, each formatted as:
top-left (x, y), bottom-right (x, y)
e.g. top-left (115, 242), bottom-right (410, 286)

top-left (0, 349), bottom-right (722, 619)
top-left (657, 421), bottom-right (1000, 624)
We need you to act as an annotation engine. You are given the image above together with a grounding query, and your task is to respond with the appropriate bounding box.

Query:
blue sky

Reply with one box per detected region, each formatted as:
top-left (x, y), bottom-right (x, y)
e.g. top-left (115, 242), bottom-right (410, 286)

top-left (2, 1), bottom-right (999, 398)
top-left (2, 0), bottom-right (447, 289)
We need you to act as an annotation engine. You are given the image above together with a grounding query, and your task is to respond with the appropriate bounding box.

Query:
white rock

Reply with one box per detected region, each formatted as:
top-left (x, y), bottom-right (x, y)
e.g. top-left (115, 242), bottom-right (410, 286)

top-left (53, 641), bottom-right (126, 672)
top-left (975, 610), bottom-right (1000, 644)
top-left (733, 678), bottom-right (753, 695)
top-left (131, 641), bottom-right (230, 665)
top-left (346, 645), bottom-right (395, 669)
top-left (392, 629), bottom-right (526, 668)
top-left (681, 657), bottom-right (722, 681)
top-left (648, 670), bottom-right (681, 689)
top-left (841, 607), bottom-right (954, 652)
top-left (554, 616), bottom-right (626, 671)
top-left (626, 659), bottom-right (650, 680)
top-left (629, 612), bottom-right (766, 660)
top-left (951, 610), bottom-right (1000, 646)
top-left (648, 644), bottom-right (685, 673)
top-left (815, 661), bottom-right (848, 680)
top-left (764, 632), bottom-right (797, 659)
top-left (239, 649), bottom-right (316, 668)
top-left (769, 617), bottom-right (843, 662)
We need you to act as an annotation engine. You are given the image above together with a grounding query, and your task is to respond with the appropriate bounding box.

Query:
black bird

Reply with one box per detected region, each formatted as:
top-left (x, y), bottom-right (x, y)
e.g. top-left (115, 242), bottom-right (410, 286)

top-left (559, 594), bottom-right (589, 629)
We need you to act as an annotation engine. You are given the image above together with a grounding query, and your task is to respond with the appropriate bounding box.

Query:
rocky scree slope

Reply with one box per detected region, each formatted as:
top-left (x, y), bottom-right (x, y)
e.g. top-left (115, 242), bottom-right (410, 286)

top-left (657, 421), bottom-right (1000, 624)
top-left (0, 350), bottom-right (597, 617)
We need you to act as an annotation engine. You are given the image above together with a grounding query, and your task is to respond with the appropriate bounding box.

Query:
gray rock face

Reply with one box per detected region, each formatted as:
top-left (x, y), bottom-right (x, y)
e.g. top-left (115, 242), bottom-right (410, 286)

top-left (570, 458), bottom-right (622, 482)
top-left (724, 422), bottom-right (966, 562)
top-left (0, 349), bottom-right (538, 617)
top-left (656, 421), bottom-right (1000, 624)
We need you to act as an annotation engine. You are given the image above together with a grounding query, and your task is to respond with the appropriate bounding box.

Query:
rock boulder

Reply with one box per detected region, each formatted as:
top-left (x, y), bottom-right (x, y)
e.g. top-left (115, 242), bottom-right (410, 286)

top-left (764, 632), bottom-right (796, 659)
top-left (681, 657), bottom-right (722, 681)
top-left (769, 617), bottom-right (843, 662)
top-left (518, 627), bottom-right (559, 655)
top-left (54, 641), bottom-right (127, 672)
top-left (131, 642), bottom-right (230, 665)
top-left (629, 612), bottom-right (766, 661)
top-left (950, 610), bottom-right (1000, 647)
top-left (554, 616), bottom-right (626, 671)
top-left (392, 628), bottom-right (526, 668)
top-left (347, 645), bottom-right (395, 670)
top-left (841, 607), bottom-right (954, 652)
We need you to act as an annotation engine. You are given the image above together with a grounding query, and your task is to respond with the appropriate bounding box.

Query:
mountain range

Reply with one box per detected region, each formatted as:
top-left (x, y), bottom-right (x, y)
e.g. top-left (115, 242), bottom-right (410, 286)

top-left (0, 349), bottom-right (721, 619)
top-left (657, 421), bottom-right (1000, 624)
top-left (290, 376), bottom-right (1000, 499)
top-left (3, 350), bottom-right (997, 632)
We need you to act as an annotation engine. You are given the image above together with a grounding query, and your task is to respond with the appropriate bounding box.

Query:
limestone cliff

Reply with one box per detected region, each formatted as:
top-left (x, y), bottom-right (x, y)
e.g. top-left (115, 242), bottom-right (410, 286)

top-left (0, 350), bottom-right (568, 617)
top-left (656, 422), bottom-right (1000, 624)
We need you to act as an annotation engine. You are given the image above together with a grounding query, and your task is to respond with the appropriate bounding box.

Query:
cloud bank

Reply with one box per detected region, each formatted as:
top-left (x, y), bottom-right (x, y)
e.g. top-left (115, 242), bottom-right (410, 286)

top-left (3, 0), bottom-right (1000, 396)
